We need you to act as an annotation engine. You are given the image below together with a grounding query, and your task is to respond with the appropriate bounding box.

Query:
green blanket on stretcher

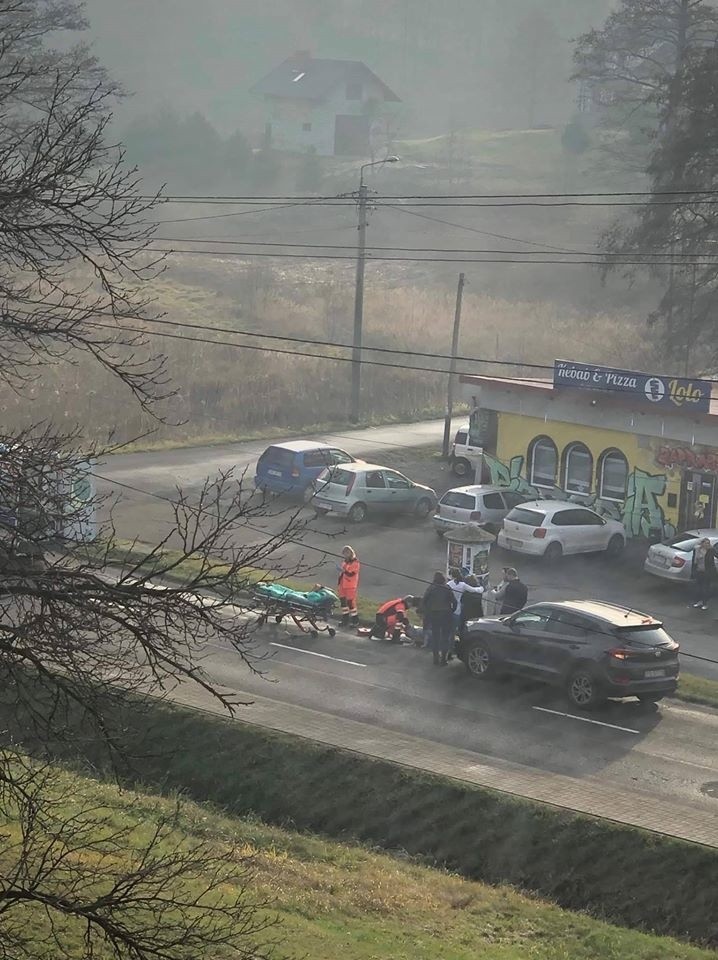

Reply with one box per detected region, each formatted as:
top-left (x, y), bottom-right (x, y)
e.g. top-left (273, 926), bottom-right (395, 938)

top-left (254, 582), bottom-right (339, 608)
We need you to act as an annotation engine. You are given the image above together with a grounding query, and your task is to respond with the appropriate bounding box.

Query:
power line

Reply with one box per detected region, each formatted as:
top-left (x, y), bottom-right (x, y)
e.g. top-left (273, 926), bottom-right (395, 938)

top-left (13, 300), bottom-right (716, 386)
top-left (152, 235), bottom-right (718, 259)
top-left (147, 246), bottom-right (718, 267)
top-left (155, 196), bottom-right (337, 226)
top-left (83, 317), bottom-right (718, 395)
top-left (382, 203), bottom-right (582, 254)
top-left (148, 189), bottom-right (718, 201)
top-left (149, 197), bottom-right (718, 209)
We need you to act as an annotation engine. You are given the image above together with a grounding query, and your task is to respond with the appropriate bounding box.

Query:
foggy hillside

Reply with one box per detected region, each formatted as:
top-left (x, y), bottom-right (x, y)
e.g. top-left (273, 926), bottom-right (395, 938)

top-left (83, 0), bottom-right (612, 135)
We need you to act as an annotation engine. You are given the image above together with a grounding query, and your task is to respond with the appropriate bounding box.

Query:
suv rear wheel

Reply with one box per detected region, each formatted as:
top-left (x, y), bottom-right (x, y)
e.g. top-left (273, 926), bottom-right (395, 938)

top-left (348, 502), bottom-right (368, 523)
top-left (567, 665), bottom-right (603, 709)
top-left (464, 638), bottom-right (494, 679)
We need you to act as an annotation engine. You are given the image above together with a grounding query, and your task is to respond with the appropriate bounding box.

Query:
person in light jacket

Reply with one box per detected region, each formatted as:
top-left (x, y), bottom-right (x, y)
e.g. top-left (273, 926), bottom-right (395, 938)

top-left (447, 567), bottom-right (484, 637)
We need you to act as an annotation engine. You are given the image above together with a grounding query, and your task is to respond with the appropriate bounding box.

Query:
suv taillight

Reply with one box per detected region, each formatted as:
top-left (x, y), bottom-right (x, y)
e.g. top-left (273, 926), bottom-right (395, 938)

top-left (469, 510), bottom-right (482, 521)
top-left (533, 528), bottom-right (547, 539)
top-left (671, 556), bottom-right (686, 568)
top-left (291, 466), bottom-right (300, 478)
top-left (346, 474), bottom-right (356, 494)
top-left (608, 647), bottom-right (641, 661)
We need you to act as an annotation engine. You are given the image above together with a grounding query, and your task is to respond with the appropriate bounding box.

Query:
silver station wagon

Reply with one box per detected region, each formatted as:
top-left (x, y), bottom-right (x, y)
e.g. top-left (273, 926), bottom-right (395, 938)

top-left (310, 462), bottom-right (437, 524)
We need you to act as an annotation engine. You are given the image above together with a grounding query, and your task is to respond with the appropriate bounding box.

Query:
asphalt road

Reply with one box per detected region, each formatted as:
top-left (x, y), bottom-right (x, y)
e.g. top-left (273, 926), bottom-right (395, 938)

top-left (96, 421), bottom-right (718, 825)
top-left (99, 419), bottom-right (718, 681)
top-left (200, 618), bottom-right (718, 823)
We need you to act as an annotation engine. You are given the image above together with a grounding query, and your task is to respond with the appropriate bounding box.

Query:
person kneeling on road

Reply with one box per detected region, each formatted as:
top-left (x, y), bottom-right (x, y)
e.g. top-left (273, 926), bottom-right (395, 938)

top-left (370, 595), bottom-right (418, 642)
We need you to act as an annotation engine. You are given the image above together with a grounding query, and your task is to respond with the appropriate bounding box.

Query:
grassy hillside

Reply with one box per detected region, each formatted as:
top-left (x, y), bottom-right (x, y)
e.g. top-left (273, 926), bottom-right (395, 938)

top-left (3, 760), bottom-right (714, 960)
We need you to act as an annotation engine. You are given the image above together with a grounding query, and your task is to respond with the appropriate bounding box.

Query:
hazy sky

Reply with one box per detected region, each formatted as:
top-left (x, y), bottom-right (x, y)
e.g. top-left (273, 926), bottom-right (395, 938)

top-left (82, 0), bottom-right (612, 134)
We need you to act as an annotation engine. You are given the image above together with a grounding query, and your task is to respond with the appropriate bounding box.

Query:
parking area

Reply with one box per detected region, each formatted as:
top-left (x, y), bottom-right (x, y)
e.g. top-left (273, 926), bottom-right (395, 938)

top-left (292, 449), bottom-right (718, 679)
top-left (102, 441), bottom-right (718, 680)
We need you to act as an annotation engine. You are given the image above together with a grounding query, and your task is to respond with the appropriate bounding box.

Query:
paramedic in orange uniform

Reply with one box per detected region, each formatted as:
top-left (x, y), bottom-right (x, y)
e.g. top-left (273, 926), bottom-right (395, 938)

top-left (338, 545), bottom-right (360, 627)
top-left (370, 596), bottom-right (417, 642)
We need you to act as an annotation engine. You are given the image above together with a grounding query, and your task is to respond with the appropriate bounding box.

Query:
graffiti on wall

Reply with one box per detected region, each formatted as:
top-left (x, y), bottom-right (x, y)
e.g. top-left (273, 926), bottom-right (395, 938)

top-left (656, 445), bottom-right (718, 473)
top-left (482, 452), bottom-right (675, 539)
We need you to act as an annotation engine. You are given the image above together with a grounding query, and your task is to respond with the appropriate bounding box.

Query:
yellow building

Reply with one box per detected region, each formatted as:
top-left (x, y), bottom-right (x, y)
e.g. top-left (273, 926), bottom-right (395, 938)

top-left (460, 361), bottom-right (718, 539)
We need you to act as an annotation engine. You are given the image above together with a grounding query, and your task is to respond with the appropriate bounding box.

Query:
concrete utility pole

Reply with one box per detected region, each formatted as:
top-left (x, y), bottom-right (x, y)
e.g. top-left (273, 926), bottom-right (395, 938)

top-left (349, 156), bottom-right (399, 424)
top-left (442, 272), bottom-right (466, 457)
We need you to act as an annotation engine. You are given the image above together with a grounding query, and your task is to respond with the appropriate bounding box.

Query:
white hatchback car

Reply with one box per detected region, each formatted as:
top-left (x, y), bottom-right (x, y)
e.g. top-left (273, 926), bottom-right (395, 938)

top-left (498, 500), bottom-right (626, 562)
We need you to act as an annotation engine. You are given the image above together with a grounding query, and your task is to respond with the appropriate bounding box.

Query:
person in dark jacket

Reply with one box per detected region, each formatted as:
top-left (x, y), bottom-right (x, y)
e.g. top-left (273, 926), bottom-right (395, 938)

top-left (422, 572), bottom-right (456, 665)
top-left (691, 538), bottom-right (717, 611)
top-left (500, 568), bottom-right (528, 615)
top-left (459, 574), bottom-right (484, 638)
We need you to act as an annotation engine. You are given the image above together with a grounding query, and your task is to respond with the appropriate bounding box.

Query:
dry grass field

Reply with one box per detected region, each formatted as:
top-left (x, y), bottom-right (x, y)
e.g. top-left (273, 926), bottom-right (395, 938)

top-left (3, 254), bottom-right (653, 447)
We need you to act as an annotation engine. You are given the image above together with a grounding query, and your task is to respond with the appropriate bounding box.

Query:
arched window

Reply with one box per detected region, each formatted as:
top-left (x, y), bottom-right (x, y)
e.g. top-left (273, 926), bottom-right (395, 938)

top-left (598, 448), bottom-right (628, 501)
top-left (528, 436), bottom-right (558, 488)
top-left (563, 442), bottom-right (593, 495)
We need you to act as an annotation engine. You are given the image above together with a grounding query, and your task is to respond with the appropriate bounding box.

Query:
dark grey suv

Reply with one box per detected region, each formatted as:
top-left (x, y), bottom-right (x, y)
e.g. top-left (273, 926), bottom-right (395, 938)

top-left (457, 599), bottom-right (679, 709)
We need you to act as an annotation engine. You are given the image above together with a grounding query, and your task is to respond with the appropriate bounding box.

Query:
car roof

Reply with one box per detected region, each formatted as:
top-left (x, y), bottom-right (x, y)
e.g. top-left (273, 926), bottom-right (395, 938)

top-left (266, 440), bottom-right (336, 453)
top-left (538, 599), bottom-right (661, 627)
top-left (676, 529), bottom-right (718, 538)
top-left (333, 462), bottom-right (386, 473)
top-left (513, 499), bottom-right (596, 514)
top-left (443, 484), bottom-right (511, 496)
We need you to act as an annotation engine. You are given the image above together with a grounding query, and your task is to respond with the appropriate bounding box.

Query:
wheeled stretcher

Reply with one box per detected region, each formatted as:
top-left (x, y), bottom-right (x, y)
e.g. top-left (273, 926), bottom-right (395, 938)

top-left (252, 582), bottom-right (339, 637)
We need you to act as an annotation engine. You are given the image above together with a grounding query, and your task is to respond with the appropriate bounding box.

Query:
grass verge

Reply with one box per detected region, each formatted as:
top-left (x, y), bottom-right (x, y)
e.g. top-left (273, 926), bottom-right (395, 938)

top-left (11, 696), bottom-right (717, 947)
top-left (672, 672), bottom-right (718, 709)
top-left (4, 758), bottom-right (714, 960)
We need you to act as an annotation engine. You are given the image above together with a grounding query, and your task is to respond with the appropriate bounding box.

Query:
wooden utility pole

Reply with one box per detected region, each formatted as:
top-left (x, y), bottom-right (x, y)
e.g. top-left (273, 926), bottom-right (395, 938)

top-left (349, 183), bottom-right (369, 424)
top-left (442, 272), bottom-right (466, 457)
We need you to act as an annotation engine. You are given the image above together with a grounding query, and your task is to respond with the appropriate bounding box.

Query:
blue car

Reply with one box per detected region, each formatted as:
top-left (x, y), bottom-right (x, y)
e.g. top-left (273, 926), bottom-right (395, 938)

top-left (254, 440), bottom-right (357, 497)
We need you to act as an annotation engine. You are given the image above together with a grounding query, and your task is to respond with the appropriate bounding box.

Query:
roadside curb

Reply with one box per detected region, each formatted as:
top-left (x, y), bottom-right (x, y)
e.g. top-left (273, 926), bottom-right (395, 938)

top-left (173, 683), bottom-right (718, 849)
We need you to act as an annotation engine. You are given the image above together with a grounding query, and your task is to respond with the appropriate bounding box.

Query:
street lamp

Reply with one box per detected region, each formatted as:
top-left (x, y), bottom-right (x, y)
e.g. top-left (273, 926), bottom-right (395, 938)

top-left (350, 155), bottom-right (400, 424)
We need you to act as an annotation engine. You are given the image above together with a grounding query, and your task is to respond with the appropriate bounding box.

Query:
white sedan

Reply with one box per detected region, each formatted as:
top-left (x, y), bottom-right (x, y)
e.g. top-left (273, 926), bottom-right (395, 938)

top-left (498, 500), bottom-right (626, 562)
top-left (644, 529), bottom-right (718, 582)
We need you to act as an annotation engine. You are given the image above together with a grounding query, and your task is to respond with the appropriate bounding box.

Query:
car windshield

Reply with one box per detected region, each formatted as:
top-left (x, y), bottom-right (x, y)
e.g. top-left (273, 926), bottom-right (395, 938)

top-left (507, 507), bottom-right (545, 527)
top-left (663, 535), bottom-right (701, 552)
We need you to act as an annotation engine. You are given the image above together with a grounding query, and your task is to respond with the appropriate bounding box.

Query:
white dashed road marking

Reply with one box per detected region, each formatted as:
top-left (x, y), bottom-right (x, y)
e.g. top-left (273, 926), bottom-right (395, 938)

top-left (532, 705), bottom-right (640, 735)
top-left (270, 642), bottom-right (368, 668)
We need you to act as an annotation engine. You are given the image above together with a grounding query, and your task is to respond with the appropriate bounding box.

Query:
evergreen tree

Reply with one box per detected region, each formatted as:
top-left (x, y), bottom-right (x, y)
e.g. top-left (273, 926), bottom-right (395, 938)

top-left (610, 46), bottom-right (718, 364)
top-left (573, 0), bottom-right (718, 165)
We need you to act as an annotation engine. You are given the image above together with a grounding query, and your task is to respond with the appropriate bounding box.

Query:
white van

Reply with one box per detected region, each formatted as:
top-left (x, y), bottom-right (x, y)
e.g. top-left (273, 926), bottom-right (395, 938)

top-left (449, 425), bottom-right (483, 479)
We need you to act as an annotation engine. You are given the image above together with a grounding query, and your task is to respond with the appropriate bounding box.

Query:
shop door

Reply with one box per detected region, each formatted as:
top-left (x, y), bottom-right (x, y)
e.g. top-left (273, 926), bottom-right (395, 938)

top-left (680, 471), bottom-right (717, 530)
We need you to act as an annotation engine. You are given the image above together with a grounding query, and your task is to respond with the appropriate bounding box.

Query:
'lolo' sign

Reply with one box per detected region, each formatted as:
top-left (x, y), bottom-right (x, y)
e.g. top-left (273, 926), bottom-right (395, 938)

top-left (553, 360), bottom-right (712, 413)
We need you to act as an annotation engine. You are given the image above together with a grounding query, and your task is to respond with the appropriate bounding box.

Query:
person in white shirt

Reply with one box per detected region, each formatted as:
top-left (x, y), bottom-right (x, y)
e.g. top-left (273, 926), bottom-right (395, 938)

top-left (446, 568), bottom-right (484, 637)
